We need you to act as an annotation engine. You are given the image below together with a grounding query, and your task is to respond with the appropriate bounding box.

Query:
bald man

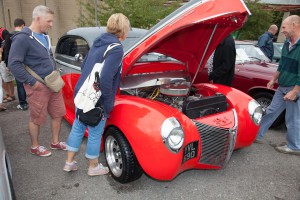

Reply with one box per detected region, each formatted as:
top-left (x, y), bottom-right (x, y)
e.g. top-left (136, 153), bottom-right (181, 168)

top-left (258, 24), bottom-right (278, 60)
top-left (255, 15), bottom-right (300, 155)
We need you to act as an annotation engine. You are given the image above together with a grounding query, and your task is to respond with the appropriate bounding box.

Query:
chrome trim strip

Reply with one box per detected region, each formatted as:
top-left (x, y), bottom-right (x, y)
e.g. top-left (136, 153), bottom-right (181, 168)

top-left (240, 0), bottom-right (252, 15)
top-left (193, 11), bottom-right (245, 24)
top-left (55, 59), bottom-right (81, 71)
top-left (224, 109), bottom-right (238, 165)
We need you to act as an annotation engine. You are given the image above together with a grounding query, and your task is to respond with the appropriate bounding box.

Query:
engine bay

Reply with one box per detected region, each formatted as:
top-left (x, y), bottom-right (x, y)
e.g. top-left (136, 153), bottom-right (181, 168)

top-left (121, 79), bottom-right (228, 119)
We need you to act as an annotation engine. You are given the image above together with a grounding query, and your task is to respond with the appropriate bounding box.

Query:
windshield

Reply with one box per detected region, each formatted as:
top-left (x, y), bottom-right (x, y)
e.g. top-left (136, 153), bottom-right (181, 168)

top-left (235, 44), bottom-right (270, 64)
top-left (137, 52), bottom-right (179, 62)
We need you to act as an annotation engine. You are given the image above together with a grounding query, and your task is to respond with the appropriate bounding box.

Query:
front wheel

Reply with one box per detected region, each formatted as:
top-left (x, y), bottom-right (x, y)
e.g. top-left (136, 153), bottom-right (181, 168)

top-left (104, 127), bottom-right (143, 183)
top-left (253, 92), bottom-right (285, 128)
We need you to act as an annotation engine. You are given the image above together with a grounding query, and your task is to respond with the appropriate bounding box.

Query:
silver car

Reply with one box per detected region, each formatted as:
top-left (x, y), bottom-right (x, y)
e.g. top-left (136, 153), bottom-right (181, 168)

top-left (0, 128), bottom-right (15, 200)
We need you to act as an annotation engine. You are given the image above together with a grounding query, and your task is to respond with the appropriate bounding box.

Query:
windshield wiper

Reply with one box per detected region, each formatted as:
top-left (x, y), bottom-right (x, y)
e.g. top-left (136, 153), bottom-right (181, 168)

top-left (248, 56), bottom-right (262, 62)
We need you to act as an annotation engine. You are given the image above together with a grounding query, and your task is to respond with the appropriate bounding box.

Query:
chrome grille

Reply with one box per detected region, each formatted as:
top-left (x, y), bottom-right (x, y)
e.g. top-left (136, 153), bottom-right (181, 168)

top-left (194, 121), bottom-right (233, 167)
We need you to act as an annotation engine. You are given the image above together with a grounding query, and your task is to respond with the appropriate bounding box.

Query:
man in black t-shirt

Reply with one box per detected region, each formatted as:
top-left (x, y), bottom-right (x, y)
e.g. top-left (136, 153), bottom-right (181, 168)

top-left (208, 34), bottom-right (236, 86)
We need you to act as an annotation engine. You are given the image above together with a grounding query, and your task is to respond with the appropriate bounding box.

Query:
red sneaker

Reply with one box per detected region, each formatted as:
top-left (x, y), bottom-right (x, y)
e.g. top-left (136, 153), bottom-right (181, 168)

top-left (50, 141), bottom-right (67, 150)
top-left (31, 146), bottom-right (52, 157)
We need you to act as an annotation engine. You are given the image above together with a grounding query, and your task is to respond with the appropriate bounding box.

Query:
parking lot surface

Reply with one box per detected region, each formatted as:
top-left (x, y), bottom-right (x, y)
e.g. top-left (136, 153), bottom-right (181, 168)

top-left (1, 100), bottom-right (300, 200)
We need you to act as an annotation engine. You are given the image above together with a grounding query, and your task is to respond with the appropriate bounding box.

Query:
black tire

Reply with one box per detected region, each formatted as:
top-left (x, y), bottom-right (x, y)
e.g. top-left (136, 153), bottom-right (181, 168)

top-left (253, 92), bottom-right (285, 128)
top-left (104, 127), bottom-right (143, 183)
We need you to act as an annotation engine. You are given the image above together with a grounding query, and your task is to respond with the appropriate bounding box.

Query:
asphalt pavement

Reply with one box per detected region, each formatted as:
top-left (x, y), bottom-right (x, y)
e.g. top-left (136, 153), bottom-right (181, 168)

top-left (1, 98), bottom-right (300, 200)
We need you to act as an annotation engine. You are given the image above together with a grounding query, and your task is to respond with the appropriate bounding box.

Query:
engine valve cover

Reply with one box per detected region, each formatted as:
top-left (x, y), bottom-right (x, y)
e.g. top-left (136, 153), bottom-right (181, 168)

top-left (160, 82), bottom-right (190, 96)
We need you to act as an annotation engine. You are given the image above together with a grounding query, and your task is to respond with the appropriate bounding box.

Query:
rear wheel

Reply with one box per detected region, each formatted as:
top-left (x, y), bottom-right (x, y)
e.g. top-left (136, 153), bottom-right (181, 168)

top-left (104, 127), bottom-right (143, 183)
top-left (253, 92), bottom-right (285, 128)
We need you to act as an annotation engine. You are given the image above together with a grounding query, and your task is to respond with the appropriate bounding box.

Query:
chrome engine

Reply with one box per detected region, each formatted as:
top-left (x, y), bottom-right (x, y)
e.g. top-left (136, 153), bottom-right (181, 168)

top-left (122, 80), bottom-right (202, 111)
top-left (121, 77), bottom-right (228, 119)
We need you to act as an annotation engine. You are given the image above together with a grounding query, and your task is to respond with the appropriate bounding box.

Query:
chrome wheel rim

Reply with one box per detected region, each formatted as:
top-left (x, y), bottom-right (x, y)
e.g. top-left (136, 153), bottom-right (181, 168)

top-left (105, 135), bottom-right (123, 177)
top-left (256, 97), bottom-right (271, 109)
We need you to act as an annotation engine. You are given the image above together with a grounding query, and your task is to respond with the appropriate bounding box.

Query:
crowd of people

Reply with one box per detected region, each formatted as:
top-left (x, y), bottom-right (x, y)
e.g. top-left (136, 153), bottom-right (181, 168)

top-left (0, 4), bottom-right (300, 179)
top-left (1, 5), bottom-right (130, 176)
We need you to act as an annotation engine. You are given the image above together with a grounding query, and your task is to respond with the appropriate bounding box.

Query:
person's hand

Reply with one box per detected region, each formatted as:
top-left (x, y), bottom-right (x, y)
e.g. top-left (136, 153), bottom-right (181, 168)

top-left (267, 80), bottom-right (275, 89)
top-left (31, 81), bottom-right (42, 90)
top-left (283, 91), bottom-right (299, 102)
top-left (93, 82), bottom-right (100, 92)
top-left (0, 48), bottom-right (2, 62)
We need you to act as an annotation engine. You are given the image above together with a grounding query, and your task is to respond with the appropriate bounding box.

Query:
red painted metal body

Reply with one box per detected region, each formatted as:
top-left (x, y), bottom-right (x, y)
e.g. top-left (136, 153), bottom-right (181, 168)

top-left (59, 0), bottom-right (260, 181)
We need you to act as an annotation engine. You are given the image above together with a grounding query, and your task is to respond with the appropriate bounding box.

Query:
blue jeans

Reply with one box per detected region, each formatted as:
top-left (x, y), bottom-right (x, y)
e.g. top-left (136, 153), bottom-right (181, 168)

top-left (16, 80), bottom-right (27, 106)
top-left (257, 86), bottom-right (300, 150)
top-left (66, 114), bottom-right (107, 159)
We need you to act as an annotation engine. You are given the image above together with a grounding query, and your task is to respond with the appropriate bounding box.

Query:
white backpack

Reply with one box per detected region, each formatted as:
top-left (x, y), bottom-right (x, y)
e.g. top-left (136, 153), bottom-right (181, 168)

top-left (74, 43), bottom-right (120, 113)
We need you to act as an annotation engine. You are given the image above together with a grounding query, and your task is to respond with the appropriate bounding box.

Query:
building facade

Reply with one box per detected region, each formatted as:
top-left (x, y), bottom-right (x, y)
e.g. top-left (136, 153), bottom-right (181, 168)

top-left (0, 0), bottom-right (80, 45)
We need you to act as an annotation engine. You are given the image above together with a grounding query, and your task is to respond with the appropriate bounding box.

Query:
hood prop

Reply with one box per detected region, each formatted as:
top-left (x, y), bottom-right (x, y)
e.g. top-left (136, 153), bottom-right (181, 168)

top-left (190, 24), bottom-right (218, 87)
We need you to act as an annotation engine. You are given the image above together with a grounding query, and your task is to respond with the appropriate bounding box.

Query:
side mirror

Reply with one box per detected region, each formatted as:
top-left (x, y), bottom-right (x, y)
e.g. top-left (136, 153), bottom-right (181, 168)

top-left (74, 53), bottom-right (83, 62)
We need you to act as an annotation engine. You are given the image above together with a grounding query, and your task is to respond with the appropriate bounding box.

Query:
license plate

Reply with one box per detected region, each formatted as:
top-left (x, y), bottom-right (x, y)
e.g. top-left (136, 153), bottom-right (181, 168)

top-left (182, 141), bottom-right (198, 164)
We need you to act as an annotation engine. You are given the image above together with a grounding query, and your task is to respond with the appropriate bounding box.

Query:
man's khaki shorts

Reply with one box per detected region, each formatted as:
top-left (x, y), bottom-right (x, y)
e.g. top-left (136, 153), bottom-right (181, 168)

top-left (24, 83), bottom-right (66, 125)
top-left (0, 62), bottom-right (15, 82)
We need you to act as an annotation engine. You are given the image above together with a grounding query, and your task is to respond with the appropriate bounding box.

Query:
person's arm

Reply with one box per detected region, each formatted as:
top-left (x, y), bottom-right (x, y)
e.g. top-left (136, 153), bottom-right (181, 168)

top-left (258, 34), bottom-right (270, 56)
top-left (100, 47), bottom-right (123, 116)
top-left (284, 85), bottom-right (300, 102)
top-left (0, 48), bottom-right (2, 62)
top-left (8, 34), bottom-right (37, 86)
top-left (267, 71), bottom-right (279, 89)
top-left (258, 34), bottom-right (268, 48)
top-left (285, 60), bottom-right (300, 101)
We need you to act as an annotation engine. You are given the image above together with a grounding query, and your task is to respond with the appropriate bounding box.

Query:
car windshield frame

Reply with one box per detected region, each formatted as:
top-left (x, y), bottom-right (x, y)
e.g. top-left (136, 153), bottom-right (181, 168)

top-left (235, 43), bottom-right (270, 64)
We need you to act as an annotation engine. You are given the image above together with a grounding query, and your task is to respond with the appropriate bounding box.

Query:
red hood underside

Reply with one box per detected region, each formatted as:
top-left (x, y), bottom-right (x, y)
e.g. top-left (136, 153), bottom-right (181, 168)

top-left (122, 0), bottom-right (250, 83)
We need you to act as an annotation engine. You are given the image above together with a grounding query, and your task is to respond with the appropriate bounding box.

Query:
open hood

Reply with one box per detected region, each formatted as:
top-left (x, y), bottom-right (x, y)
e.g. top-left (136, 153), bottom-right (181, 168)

top-left (122, 0), bottom-right (250, 82)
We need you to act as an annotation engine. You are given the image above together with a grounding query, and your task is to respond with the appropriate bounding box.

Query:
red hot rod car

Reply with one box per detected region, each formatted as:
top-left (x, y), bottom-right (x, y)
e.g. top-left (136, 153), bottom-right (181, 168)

top-left (55, 0), bottom-right (263, 183)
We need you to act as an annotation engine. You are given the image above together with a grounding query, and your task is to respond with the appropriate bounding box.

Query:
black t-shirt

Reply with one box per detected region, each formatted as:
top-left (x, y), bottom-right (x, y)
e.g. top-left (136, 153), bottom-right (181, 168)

top-left (3, 32), bottom-right (14, 64)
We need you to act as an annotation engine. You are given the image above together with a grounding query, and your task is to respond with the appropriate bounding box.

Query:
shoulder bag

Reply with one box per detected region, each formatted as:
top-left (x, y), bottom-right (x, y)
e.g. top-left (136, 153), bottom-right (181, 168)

top-left (24, 65), bottom-right (65, 92)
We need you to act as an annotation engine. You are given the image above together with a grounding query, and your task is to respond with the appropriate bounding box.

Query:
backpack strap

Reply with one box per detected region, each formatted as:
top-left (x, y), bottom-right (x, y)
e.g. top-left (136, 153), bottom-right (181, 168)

top-left (103, 43), bottom-right (121, 60)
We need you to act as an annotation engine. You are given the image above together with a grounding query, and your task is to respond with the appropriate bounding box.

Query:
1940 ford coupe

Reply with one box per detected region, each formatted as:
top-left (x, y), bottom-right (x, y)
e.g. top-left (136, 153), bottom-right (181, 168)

top-left (55, 0), bottom-right (263, 183)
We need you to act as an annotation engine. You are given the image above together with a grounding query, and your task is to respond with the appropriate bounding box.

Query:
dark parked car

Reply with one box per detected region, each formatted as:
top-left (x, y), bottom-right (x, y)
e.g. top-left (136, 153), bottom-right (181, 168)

top-left (197, 40), bottom-right (284, 127)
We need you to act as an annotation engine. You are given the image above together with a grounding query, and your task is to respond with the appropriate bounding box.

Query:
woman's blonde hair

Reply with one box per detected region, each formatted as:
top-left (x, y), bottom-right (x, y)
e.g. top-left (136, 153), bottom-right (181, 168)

top-left (106, 13), bottom-right (131, 38)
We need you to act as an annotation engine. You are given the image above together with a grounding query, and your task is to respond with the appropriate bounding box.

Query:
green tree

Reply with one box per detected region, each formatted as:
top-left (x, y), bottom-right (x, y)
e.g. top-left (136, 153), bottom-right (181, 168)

top-left (77, 0), bottom-right (180, 29)
top-left (235, 0), bottom-right (274, 40)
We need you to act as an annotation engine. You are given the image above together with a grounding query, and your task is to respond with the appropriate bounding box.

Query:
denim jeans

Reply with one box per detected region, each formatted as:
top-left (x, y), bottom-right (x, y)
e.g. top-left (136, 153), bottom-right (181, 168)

top-left (66, 114), bottom-right (107, 159)
top-left (257, 86), bottom-right (300, 150)
top-left (16, 80), bottom-right (27, 106)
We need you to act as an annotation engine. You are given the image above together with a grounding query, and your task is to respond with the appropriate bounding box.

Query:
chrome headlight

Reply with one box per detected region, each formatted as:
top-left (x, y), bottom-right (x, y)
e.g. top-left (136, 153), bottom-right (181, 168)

top-left (248, 99), bottom-right (263, 125)
top-left (161, 117), bottom-right (184, 153)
